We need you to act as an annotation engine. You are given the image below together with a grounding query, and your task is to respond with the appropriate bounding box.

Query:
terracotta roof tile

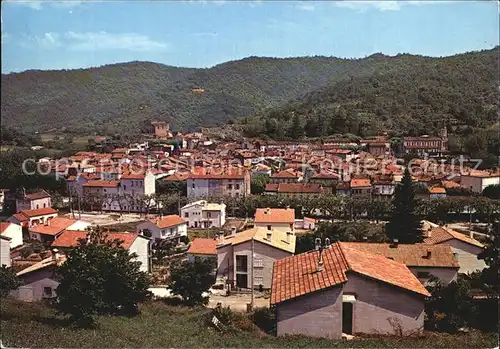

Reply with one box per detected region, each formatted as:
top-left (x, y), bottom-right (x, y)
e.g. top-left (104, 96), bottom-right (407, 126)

top-left (424, 226), bottom-right (484, 248)
top-left (341, 242), bottom-right (459, 268)
top-left (83, 180), bottom-right (120, 188)
top-left (52, 230), bottom-right (138, 249)
top-left (255, 208), bottom-right (295, 224)
top-left (187, 238), bottom-right (217, 255)
top-left (0, 222), bottom-right (13, 233)
top-left (271, 242), bottom-right (430, 305)
top-left (152, 215), bottom-right (186, 229)
top-left (16, 207), bottom-right (57, 218)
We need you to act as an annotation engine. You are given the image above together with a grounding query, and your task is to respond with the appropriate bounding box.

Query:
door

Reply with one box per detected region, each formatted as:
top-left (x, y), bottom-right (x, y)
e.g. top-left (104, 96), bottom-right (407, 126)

top-left (342, 302), bottom-right (353, 335)
top-left (236, 274), bottom-right (247, 288)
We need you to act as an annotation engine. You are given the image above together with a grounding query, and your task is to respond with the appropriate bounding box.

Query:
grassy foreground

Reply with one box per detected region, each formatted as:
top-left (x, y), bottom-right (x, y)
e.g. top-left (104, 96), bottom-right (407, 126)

top-left (1, 298), bottom-right (497, 348)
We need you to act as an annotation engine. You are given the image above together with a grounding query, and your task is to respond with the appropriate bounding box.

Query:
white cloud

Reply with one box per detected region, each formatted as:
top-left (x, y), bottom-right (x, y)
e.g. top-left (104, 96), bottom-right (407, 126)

top-left (18, 31), bottom-right (170, 52)
top-left (333, 0), bottom-right (456, 12)
top-left (296, 4), bottom-right (316, 11)
top-left (4, 0), bottom-right (82, 10)
top-left (65, 31), bottom-right (170, 52)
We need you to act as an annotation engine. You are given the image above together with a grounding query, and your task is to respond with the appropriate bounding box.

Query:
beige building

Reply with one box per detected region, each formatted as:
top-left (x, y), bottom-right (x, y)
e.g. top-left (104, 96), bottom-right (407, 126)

top-left (216, 227), bottom-right (296, 289)
top-left (254, 207), bottom-right (295, 233)
top-left (180, 200), bottom-right (226, 229)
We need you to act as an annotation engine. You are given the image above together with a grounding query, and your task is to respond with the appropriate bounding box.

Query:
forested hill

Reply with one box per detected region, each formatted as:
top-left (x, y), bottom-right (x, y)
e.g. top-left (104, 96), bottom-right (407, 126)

top-left (2, 47), bottom-right (498, 136)
top-left (2, 56), bottom-right (394, 135)
top-left (241, 48), bottom-right (499, 139)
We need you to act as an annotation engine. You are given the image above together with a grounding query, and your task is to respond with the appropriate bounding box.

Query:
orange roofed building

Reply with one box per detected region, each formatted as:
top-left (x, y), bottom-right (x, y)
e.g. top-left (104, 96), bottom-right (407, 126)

top-left (272, 242), bottom-right (429, 339)
top-left (136, 214), bottom-right (187, 242)
top-left (254, 207), bottom-right (295, 233)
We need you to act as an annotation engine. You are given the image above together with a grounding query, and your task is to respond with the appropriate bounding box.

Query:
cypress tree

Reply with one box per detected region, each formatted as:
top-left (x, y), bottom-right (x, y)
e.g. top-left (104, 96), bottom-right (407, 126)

top-left (386, 167), bottom-right (423, 243)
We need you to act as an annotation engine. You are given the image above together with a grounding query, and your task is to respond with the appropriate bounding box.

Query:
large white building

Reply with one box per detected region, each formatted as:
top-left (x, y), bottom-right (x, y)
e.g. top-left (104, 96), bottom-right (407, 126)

top-left (180, 200), bottom-right (226, 229)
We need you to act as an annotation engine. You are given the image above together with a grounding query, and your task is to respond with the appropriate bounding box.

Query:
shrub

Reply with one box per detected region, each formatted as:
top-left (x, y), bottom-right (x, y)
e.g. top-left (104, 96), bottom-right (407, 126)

top-left (251, 307), bottom-right (275, 334)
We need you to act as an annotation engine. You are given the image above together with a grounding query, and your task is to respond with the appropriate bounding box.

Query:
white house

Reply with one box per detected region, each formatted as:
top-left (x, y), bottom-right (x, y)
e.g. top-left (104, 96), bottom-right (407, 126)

top-left (28, 217), bottom-right (92, 243)
top-left (254, 207), bottom-right (295, 233)
top-left (52, 230), bottom-right (151, 272)
top-left (8, 208), bottom-right (58, 228)
top-left (424, 226), bottom-right (487, 274)
top-left (460, 171), bottom-right (500, 193)
top-left (136, 215), bottom-right (187, 242)
top-left (180, 200), bottom-right (226, 229)
top-left (0, 222), bottom-right (23, 248)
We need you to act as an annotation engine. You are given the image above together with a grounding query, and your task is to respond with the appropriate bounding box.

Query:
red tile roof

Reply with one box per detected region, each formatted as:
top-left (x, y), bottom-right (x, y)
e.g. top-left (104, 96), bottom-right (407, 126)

top-left (189, 167), bottom-right (247, 180)
top-left (341, 242), bottom-right (459, 268)
top-left (52, 230), bottom-right (139, 249)
top-left (16, 207), bottom-right (57, 218)
top-left (29, 217), bottom-right (79, 236)
top-left (164, 173), bottom-right (189, 181)
top-left (24, 190), bottom-right (51, 200)
top-left (271, 169), bottom-right (301, 179)
top-left (151, 215), bottom-right (186, 229)
top-left (187, 238), bottom-right (217, 255)
top-left (350, 179), bottom-right (371, 188)
top-left (83, 180), bottom-right (120, 188)
top-left (423, 226), bottom-right (484, 248)
top-left (276, 183), bottom-right (324, 193)
top-left (255, 208), bottom-right (295, 224)
top-left (429, 187), bottom-right (447, 194)
top-left (271, 242), bottom-right (430, 305)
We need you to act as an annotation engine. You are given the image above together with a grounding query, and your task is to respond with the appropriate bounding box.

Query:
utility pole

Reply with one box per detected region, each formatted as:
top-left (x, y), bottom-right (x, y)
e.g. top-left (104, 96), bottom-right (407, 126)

top-left (251, 235), bottom-right (255, 311)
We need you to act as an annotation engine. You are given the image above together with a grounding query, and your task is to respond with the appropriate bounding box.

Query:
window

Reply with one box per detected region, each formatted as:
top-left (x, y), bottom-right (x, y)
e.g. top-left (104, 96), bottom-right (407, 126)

top-left (235, 184), bottom-right (240, 190)
top-left (124, 185), bottom-right (127, 190)
top-left (36, 204), bottom-right (39, 209)
top-left (161, 230), bottom-right (166, 237)
top-left (43, 287), bottom-right (53, 298)
top-left (184, 212), bottom-right (189, 218)
top-left (192, 183), bottom-right (195, 189)
top-left (453, 253), bottom-right (458, 259)
top-left (417, 271), bottom-right (430, 279)
top-left (43, 203), bottom-right (46, 208)
top-left (104, 189), bottom-right (107, 193)
top-left (228, 184), bottom-right (233, 190)
top-left (207, 212), bottom-right (212, 218)
top-left (267, 225), bottom-right (271, 230)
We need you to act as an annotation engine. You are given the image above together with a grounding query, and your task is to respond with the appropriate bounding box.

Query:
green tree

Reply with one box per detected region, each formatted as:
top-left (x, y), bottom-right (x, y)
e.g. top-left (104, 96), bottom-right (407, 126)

top-left (478, 222), bottom-right (499, 296)
top-left (386, 167), bottom-right (423, 243)
top-left (425, 276), bottom-right (475, 333)
top-left (56, 229), bottom-right (152, 326)
top-left (169, 257), bottom-right (215, 306)
top-left (482, 184), bottom-right (500, 200)
top-left (250, 174), bottom-right (269, 195)
top-left (288, 112), bottom-right (303, 139)
top-left (0, 265), bottom-right (21, 298)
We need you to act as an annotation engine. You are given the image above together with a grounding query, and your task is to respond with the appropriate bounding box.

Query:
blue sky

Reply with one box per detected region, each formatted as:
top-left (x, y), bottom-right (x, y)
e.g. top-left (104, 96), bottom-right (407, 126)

top-left (1, 0), bottom-right (498, 73)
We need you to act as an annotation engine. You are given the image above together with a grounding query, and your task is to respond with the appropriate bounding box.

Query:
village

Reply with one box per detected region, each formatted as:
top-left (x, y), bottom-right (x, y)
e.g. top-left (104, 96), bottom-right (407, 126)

top-left (0, 120), bottom-right (498, 343)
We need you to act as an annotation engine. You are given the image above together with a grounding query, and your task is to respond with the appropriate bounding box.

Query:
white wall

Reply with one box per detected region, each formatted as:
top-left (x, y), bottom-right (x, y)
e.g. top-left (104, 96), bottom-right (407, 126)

top-left (254, 222), bottom-right (294, 233)
top-left (1, 223), bottom-right (23, 248)
top-left (0, 238), bottom-right (11, 267)
top-left (67, 220), bottom-right (92, 231)
top-left (129, 236), bottom-right (150, 272)
top-left (444, 239), bottom-right (487, 274)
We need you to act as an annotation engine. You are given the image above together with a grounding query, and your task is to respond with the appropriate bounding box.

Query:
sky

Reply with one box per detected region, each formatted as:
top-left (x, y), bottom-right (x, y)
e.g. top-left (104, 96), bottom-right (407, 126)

top-left (1, 0), bottom-right (498, 73)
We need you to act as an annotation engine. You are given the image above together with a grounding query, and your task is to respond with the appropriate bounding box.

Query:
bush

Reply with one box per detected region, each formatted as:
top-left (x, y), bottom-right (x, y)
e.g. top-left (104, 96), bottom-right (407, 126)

top-left (251, 307), bottom-right (275, 334)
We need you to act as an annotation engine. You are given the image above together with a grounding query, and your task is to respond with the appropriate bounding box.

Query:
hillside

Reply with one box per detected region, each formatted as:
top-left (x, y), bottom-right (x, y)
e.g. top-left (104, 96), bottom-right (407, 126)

top-left (241, 48), bottom-right (499, 139)
top-left (1, 298), bottom-right (497, 348)
top-left (2, 57), bottom-right (388, 135)
top-left (2, 48), bottom-right (498, 136)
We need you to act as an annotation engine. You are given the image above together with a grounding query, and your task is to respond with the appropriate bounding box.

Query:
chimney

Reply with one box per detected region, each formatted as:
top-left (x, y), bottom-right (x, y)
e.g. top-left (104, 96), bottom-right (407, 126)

top-left (231, 226), bottom-right (237, 236)
top-left (286, 205), bottom-right (290, 210)
top-left (266, 231), bottom-right (272, 241)
top-left (265, 207), bottom-right (270, 215)
top-left (426, 250), bottom-right (432, 259)
top-left (390, 239), bottom-right (399, 248)
top-left (325, 237), bottom-right (331, 247)
top-left (286, 231), bottom-right (291, 244)
top-left (469, 231), bottom-right (474, 239)
top-left (427, 229), bottom-right (432, 238)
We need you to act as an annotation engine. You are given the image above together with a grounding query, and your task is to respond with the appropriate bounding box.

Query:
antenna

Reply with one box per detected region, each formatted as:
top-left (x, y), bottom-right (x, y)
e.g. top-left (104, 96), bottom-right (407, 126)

top-left (325, 237), bottom-right (331, 247)
top-left (315, 237), bottom-right (322, 251)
